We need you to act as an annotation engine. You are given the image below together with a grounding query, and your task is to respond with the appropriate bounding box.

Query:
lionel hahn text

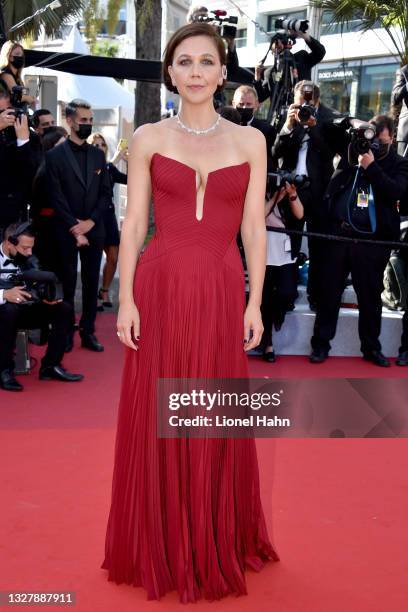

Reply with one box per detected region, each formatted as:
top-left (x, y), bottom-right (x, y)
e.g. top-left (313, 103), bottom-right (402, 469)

top-left (168, 415), bottom-right (291, 427)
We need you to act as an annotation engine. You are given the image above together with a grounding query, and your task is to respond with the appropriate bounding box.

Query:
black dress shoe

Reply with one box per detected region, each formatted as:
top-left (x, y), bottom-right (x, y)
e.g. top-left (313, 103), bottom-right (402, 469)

top-left (81, 333), bottom-right (104, 352)
top-left (0, 369), bottom-right (23, 391)
top-left (39, 365), bottom-right (84, 382)
top-left (362, 350), bottom-right (390, 367)
top-left (396, 350), bottom-right (408, 366)
top-left (262, 350), bottom-right (276, 363)
top-left (309, 348), bottom-right (329, 363)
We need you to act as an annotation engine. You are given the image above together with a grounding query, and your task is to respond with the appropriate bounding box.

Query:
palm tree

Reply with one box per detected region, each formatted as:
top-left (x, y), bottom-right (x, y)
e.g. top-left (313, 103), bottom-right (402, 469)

top-left (0, 0), bottom-right (86, 41)
top-left (312, 0), bottom-right (408, 65)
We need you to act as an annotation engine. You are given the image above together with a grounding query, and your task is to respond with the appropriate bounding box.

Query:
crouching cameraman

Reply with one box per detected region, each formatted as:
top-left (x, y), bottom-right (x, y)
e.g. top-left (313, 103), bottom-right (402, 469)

top-left (0, 222), bottom-right (84, 391)
top-left (310, 115), bottom-right (408, 366)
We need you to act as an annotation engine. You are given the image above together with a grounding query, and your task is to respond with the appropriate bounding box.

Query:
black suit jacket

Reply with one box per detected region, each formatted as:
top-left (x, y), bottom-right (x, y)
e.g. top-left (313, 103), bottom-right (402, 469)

top-left (324, 148), bottom-right (408, 241)
top-left (254, 37), bottom-right (326, 104)
top-left (272, 103), bottom-right (340, 223)
top-left (0, 138), bottom-right (36, 227)
top-left (392, 65), bottom-right (408, 147)
top-left (250, 117), bottom-right (276, 165)
top-left (45, 140), bottom-right (111, 242)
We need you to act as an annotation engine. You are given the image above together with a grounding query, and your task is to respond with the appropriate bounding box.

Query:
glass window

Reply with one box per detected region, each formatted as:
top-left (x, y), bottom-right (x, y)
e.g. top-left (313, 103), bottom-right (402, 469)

top-left (236, 28), bottom-right (247, 49)
top-left (321, 10), bottom-right (381, 36)
top-left (357, 63), bottom-right (399, 120)
top-left (318, 66), bottom-right (361, 115)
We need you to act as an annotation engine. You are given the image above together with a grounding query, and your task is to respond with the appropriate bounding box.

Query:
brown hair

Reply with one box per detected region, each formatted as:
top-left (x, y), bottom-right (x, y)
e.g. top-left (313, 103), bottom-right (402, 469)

top-left (294, 80), bottom-right (320, 100)
top-left (370, 114), bottom-right (394, 136)
top-left (90, 132), bottom-right (107, 147)
top-left (162, 22), bottom-right (227, 95)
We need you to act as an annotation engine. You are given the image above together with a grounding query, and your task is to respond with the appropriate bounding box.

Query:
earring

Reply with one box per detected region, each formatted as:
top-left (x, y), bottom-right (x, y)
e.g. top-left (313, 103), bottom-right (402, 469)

top-left (221, 66), bottom-right (227, 79)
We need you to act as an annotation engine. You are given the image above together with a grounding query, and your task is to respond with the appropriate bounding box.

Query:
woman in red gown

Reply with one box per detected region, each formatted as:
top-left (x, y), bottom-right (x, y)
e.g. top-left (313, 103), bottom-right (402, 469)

top-left (101, 22), bottom-right (280, 603)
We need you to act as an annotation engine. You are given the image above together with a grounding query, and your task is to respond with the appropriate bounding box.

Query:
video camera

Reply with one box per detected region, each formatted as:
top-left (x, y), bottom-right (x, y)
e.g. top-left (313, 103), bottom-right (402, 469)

top-left (194, 9), bottom-right (238, 39)
top-left (267, 169), bottom-right (310, 196)
top-left (0, 268), bottom-right (63, 306)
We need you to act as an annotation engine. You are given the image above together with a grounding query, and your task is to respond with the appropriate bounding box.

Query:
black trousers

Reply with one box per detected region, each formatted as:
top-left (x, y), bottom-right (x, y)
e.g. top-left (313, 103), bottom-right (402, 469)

top-left (0, 301), bottom-right (72, 372)
top-left (55, 230), bottom-right (103, 336)
top-left (311, 240), bottom-right (390, 354)
top-left (261, 263), bottom-right (298, 348)
top-left (306, 221), bottom-right (325, 305)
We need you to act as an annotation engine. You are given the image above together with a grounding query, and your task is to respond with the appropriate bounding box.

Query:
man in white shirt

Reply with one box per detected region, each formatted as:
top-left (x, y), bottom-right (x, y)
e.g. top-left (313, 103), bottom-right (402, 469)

top-left (0, 222), bottom-right (84, 391)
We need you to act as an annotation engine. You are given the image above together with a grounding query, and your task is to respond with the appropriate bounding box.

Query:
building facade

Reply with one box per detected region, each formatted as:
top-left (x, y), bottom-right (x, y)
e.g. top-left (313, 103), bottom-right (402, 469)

top-left (202, 0), bottom-right (400, 120)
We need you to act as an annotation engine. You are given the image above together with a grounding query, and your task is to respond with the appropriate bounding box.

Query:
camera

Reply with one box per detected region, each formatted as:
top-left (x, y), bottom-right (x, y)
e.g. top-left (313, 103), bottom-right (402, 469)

top-left (0, 86), bottom-right (30, 147)
top-left (348, 123), bottom-right (377, 154)
top-left (10, 86), bottom-right (29, 119)
top-left (296, 82), bottom-right (316, 123)
top-left (274, 18), bottom-right (309, 34)
top-left (267, 170), bottom-right (310, 195)
top-left (194, 10), bottom-right (238, 39)
top-left (1, 268), bottom-right (63, 305)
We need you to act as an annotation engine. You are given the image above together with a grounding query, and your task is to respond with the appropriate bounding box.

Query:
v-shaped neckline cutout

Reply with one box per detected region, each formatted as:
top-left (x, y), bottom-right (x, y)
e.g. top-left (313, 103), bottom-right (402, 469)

top-left (152, 152), bottom-right (250, 223)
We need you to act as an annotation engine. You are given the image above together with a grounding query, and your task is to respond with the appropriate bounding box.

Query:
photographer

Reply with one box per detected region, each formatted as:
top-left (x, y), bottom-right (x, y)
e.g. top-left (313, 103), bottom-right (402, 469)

top-left (273, 81), bottom-right (340, 308)
top-left (254, 30), bottom-right (326, 105)
top-left (261, 178), bottom-right (304, 362)
top-left (310, 114), bottom-right (408, 366)
top-left (0, 82), bottom-right (36, 231)
top-left (0, 41), bottom-right (35, 106)
top-left (0, 222), bottom-right (83, 392)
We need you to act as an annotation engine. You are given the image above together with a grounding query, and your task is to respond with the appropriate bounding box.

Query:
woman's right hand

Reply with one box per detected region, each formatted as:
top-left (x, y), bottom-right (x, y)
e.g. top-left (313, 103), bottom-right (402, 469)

top-left (117, 301), bottom-right (140, 350)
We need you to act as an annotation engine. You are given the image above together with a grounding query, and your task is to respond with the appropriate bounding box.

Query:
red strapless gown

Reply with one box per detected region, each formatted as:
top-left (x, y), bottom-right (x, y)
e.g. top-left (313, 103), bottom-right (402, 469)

top-left (101, 152), bottom-right (280, 603)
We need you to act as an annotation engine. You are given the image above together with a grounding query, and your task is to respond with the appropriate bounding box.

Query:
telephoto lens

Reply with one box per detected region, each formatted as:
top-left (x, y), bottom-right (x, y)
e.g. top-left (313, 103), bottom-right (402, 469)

top-left (275, 18), bottom-right (309, 33)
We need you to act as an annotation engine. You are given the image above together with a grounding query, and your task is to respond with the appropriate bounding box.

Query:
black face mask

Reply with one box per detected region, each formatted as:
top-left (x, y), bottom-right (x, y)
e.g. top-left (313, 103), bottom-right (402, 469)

top-left (10, 251), bottom-right (28, 266)
top-left (236, 107), bottom-right (254, 125)
top-left (75, 124), bottom-right (92, 140)
top-left (377, 142), bottom-right (391, 159)
top-left (42, 126), bottom-right (55, 136)
top-left (11, 56), bottom-right (24, 69)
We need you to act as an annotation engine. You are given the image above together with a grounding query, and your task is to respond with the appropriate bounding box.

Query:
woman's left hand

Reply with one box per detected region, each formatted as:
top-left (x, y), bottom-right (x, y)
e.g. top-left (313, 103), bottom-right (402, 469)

top-left (243, 303), bottom-right (264, 352)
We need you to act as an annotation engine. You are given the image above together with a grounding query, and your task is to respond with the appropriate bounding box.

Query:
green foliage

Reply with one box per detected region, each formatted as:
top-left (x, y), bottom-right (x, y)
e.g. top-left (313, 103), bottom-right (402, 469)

top-left (92, 39), bottom-right (119, 57)
top-left (1, 0), bottom-right (86, 40)
top-left (312, 0), bottom-right (408, 65)
top-left (83, 0), bottom-right (105, 50)
top-left (106, 0), bottom-right (123, 35)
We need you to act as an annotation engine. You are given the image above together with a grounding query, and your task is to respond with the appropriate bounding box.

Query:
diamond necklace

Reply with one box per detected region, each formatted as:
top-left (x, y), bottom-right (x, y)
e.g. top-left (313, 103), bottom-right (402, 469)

top-left (176, 112), bottom-right (221, 135)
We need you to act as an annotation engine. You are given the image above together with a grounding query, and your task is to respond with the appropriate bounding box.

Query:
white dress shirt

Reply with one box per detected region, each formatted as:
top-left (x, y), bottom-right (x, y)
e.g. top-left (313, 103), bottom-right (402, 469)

top-left (0, 244), bottom-right (19, 305)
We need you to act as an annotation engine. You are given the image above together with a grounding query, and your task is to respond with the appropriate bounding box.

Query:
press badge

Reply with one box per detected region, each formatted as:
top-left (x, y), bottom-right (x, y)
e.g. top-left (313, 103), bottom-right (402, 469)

top-left (356, 191), bottom-right (369, 208)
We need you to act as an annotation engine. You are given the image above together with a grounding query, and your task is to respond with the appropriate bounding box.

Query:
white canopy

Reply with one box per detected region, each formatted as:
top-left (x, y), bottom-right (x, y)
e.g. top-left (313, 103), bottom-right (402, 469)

top-left (24, 26), bottom-right (134, 119)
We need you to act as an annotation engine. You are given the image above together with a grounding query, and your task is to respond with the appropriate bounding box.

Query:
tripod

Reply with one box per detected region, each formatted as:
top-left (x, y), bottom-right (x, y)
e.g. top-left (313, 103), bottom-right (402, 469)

top-left (258, 36), bottom-right (297, 130)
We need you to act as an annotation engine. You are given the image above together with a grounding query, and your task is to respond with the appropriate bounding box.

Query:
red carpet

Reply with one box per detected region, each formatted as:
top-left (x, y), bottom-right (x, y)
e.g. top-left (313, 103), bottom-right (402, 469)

top-left (1, 313), bottom-right (407, 610)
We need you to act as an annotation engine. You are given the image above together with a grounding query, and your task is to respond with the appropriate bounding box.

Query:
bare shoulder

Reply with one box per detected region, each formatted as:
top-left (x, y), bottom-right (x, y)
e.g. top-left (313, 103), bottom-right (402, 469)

top-left (220, 120), bottom-right (265, 159)
top-left (130, 119), bottom-right (174, 161)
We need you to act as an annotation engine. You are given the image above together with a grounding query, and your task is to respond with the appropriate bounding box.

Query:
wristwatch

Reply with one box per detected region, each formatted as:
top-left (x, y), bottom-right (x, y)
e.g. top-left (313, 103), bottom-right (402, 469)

top-left (289, 193), bottom-right (298, 201)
